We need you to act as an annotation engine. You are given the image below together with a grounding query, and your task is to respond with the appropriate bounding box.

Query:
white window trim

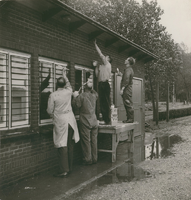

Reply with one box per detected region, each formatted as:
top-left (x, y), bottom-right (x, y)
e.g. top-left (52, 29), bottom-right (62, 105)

top-left (0, 48), bottom-right (31, 58)
top-left (0, 48), bottom-right (31, 130)
top-left (75, 65), bottom-right (93, 71)
top-left (39, 57), bottom-right (68, 66)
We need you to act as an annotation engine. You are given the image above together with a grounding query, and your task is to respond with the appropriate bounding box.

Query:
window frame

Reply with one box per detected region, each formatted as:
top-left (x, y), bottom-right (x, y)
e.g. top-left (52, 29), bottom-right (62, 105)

top-left (0, 48), bottom-right (31, 130)
top-left (74, 64), bottom-right (94, 92)
top-left (39, 57), bottom-right (68, 125)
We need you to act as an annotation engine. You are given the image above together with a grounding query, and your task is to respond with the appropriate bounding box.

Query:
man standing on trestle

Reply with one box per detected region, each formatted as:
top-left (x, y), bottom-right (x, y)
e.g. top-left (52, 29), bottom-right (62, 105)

top-left (94, 39), bottom-right (112, 125)
top-left (117, 57), bottom-right (135, 123)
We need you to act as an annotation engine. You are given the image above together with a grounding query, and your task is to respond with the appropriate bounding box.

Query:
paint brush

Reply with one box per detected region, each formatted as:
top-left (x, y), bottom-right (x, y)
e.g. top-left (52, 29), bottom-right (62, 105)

top-left (78, 81), bottom-right (88, 92)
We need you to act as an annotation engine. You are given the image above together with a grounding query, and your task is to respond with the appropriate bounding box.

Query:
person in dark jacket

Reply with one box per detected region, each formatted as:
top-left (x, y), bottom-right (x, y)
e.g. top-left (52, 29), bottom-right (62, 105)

top-left (72, 75), bottom-right (98, 165)
top-left (117, 57), bottom-right (135, 123)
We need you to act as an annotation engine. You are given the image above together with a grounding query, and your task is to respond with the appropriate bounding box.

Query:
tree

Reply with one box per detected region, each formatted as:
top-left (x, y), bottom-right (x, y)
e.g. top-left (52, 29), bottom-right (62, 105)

top-left (176, 44), bottom-right (191, 102)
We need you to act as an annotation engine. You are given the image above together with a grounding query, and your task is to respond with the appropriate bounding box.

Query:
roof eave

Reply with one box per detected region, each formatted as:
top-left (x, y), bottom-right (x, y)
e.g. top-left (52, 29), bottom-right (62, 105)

top-left (47, 0), bottom-right (158, 61)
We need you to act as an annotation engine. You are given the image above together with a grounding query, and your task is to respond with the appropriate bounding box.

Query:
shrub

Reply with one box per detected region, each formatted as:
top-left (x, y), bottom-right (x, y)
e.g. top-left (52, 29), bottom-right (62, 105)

top-left (158, 107), bottom-right (191, 120)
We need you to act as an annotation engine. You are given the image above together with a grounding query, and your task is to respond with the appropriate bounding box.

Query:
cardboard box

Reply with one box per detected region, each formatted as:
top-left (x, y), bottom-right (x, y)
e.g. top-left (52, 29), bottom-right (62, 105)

top-left (111, 107), bottom-right (118, 125)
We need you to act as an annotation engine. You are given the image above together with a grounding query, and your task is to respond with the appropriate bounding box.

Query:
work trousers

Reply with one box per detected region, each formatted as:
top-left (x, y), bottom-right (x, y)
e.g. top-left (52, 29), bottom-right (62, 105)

top-left (122, 87), bottom-right (134, 121)
top-left (57, 124), bottom-right (74, 173)
top-left (98, 81), bottom-right (111, 124)
top-left (79, 122), bottom-right (98, 163)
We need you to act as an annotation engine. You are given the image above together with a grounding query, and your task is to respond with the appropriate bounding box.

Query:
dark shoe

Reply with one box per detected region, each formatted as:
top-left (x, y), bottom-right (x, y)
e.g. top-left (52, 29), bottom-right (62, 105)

top-left (82, 161), bottom-right (92, 165)
top-left (123, 119), bottom-right (134, 123)
top-left (99, 121), bottom-right (106, 125)
top-left (53, 172), bottom-right (68, 178)
top-left (127, 119), bottom-right (134, 123)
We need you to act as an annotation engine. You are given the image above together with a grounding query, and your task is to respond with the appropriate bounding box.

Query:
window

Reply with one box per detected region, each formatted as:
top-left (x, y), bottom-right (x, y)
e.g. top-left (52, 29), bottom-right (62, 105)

top-left (74, 65), bottom-right (113, 102)
top-left (0, 49), bottom-right (31, 129)
top-left (75, 65), bottom-right (94, 92)
top-left (39, 57), bottom-right (68, 124)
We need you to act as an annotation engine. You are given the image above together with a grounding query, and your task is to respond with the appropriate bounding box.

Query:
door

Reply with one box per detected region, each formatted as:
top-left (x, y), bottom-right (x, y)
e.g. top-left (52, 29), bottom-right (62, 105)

top-left (115, 75), bottom-right (145, 161)
top-left (132, 78), bottom-right (145, 162)
top-left (132, 78), bottom-right (144, 137)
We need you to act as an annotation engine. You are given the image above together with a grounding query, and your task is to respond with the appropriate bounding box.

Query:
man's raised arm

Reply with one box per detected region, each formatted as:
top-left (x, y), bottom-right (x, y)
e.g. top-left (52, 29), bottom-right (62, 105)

top-left (62, 67), bottom-right (71, 88)
top-left (94, 40), bottom-right (106, 65)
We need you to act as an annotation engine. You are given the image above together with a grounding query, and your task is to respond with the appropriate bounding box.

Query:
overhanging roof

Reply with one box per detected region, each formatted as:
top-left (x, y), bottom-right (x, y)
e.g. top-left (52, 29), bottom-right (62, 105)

top-left (14, 0), bottom-right (158, 63)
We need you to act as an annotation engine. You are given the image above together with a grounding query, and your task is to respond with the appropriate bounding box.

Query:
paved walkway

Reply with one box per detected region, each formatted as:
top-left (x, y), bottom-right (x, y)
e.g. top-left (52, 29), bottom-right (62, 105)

top-left (3, 102), bottom-right (181, 200)
top-left (0, 142), bottom-right (132, 200)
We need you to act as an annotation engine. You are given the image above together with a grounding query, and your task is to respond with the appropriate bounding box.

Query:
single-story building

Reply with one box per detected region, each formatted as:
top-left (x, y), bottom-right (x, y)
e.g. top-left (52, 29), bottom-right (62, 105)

top-left (0, 0), bottom-right (158, 188)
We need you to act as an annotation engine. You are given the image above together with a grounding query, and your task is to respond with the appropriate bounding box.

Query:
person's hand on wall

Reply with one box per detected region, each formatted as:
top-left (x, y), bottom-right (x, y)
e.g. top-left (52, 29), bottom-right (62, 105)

top-left (116, 68), bottom-right (122, 76)
top-left (92, 60), bottom-right (98, 67)
top-left (62, 67), bottom-right (67, 77)
top-left (62, 66), bottom-right (69, 77)
top-left (120, 87), bottom-right (124, 96)
top-left (73, 91), bottom-right (79, 98)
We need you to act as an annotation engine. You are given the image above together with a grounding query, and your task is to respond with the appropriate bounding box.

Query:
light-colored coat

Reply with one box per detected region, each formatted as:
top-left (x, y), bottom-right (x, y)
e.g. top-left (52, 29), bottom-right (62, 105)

top-left (47, 84), bottom-right (79, 148)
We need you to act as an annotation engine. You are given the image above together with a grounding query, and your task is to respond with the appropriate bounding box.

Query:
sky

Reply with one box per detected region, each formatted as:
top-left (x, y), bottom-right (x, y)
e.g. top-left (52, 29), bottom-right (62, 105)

top-left (136, 0), bottom-right (191, 52)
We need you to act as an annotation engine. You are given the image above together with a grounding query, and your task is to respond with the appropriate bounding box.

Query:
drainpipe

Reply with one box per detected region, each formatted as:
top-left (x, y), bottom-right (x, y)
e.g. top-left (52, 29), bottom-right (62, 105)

top-left (156, 81), bottom-right (159, 125)
top-left (166, 81), bottom-right (169, 122)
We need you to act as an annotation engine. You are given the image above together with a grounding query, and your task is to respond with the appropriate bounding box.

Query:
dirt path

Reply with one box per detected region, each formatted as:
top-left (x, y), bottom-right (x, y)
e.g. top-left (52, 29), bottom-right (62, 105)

top-left (77, 116), bottom-right (191, 200)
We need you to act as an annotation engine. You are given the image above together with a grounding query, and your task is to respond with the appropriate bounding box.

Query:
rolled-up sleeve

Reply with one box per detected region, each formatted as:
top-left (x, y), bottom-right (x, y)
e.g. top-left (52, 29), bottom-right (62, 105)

top-left (100, 55), bottom-right (107, 65)
top-left (64, 77), bottom-right (72, 89)
top-left (47, 93), bottom-right (54, 117)
top-left (73, 95), bottom-right (83, 109)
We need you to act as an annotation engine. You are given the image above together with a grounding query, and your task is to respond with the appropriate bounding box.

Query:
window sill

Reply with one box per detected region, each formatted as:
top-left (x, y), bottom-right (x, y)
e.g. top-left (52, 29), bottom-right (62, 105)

top-left (1, 127), bottom-right (37, 142)
top-left (0, 116), bottom-right (81, 142)
top-left (0, 124), bottom-right (54, 142)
